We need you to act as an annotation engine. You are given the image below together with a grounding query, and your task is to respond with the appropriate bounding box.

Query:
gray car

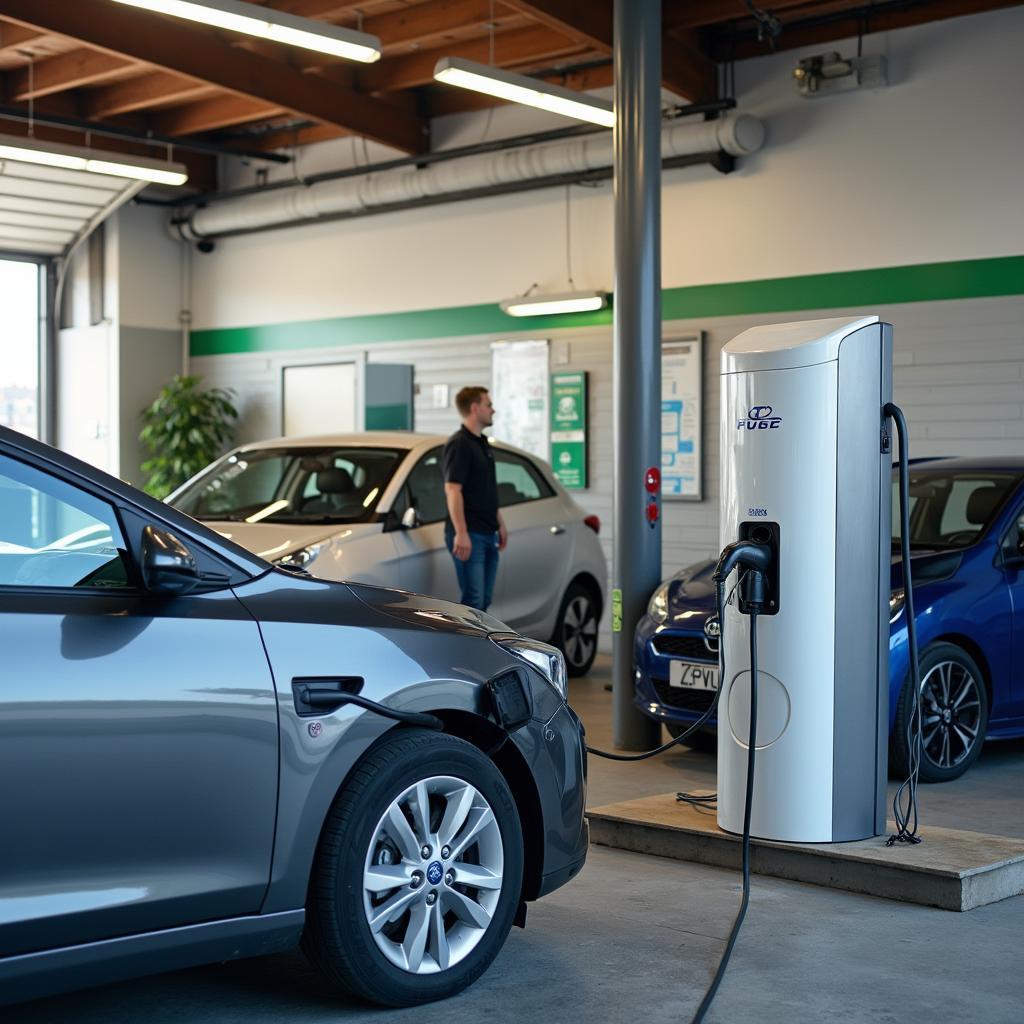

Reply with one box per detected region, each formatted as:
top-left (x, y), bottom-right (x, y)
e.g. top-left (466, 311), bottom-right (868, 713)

top-left (0, 426), bottom-right (588, 1007)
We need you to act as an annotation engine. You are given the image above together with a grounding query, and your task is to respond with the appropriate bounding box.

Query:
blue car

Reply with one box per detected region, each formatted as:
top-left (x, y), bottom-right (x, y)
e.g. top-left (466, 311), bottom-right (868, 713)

top-left (635, 457), bottom-right (1024, 782)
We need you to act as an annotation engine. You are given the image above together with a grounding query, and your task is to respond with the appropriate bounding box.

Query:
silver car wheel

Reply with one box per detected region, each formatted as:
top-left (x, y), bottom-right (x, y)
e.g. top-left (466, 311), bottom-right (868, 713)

top-left (362, 775), bottom-right (504, 976)
top-left (563, 594), bottom-right (598, 669)
top-left (920, 660), bottom-right (982, 770)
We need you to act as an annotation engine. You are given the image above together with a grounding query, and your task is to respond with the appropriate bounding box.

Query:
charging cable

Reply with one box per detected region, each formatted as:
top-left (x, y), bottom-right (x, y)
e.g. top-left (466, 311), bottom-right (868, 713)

top-left (885, 402), bottom-right (924, 845)
top-left (586, 572), bottom-right (746, 764)
top-left (688, 544), bottom-right (769, 1024)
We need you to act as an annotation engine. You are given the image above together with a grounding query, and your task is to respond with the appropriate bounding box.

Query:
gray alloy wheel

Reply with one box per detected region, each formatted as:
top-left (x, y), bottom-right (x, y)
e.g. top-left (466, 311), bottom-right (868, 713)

top-left (892, 642), bottom-right (989, 783)
top-left (919, 659), bottom-right (984, 773)
top-left (302, 729), bottom-right (523, 1006)
top-left (557, 582), bottom-right (599, 677)
top-left (362, 776), bottom-right (504, 975)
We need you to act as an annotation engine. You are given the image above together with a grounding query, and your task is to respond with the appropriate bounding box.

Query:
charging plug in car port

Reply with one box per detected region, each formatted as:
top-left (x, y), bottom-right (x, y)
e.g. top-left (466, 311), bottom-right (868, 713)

top-left (737, 521), bottom-right (780, 615)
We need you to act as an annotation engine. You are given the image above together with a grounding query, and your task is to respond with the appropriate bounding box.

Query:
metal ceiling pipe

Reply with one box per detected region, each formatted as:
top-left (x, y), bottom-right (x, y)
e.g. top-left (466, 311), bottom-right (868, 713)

top-left (175, 112), bottom-right (765, 240)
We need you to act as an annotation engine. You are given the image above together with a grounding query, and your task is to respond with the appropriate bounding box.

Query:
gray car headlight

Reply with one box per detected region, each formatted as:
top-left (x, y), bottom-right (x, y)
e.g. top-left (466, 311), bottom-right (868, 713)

top-left (648, 582), bottom-right (670, 624)
top-left (275, 543), bottom-right (324, 570)
top-left (494, 636), bottom-right (568, 701)
top-left (889, 588), bottom-right (906, 623)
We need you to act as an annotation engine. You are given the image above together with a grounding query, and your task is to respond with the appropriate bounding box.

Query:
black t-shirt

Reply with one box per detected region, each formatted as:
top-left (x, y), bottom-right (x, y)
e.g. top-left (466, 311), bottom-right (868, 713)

top-left (443, 426), bottom-right (499, 535)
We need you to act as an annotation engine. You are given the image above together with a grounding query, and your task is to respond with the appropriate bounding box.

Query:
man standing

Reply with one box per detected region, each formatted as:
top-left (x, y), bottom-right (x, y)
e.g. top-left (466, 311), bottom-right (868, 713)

top-left (443, 386), bottom-right (508, 611)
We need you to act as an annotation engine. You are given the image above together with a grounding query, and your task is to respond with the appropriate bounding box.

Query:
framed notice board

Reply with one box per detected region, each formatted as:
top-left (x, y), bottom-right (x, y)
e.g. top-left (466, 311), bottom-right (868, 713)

top-left (661, 333), bottom-right (703, 500)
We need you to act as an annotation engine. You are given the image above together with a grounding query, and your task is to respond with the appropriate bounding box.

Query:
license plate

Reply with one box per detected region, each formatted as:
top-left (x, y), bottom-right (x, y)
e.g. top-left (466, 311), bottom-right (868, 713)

top-left (669, 660), bottom-right (719, 691)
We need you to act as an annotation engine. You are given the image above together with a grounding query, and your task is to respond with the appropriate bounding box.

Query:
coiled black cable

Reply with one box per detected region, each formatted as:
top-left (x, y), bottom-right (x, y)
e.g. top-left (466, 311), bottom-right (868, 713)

top-left (886, 402), bottom-right (924, 845)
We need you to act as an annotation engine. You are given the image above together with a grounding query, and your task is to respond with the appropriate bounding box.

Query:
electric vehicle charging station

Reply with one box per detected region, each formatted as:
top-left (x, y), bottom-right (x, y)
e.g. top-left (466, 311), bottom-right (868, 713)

top-left (717, 316), bottom-right (894, 843)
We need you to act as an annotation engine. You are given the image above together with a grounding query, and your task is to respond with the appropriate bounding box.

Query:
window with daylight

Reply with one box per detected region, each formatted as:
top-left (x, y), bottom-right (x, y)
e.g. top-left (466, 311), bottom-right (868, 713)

top-left (0, 260), bottom-right (42, 439)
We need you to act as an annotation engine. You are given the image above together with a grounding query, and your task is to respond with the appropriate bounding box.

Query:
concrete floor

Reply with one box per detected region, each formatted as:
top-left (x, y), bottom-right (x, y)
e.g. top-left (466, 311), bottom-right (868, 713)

top-left (10, 655), bottom-right (1024, 1022)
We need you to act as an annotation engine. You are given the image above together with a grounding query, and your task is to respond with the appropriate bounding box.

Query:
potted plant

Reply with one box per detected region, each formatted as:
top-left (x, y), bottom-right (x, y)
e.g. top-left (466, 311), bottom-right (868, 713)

top-left (139, 375), bottom-right (239, 499)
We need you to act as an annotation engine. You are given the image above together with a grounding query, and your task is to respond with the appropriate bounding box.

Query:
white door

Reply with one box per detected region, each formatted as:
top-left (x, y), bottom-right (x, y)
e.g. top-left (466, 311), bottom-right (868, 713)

top-left (283, 362), bottom-right (357, 437)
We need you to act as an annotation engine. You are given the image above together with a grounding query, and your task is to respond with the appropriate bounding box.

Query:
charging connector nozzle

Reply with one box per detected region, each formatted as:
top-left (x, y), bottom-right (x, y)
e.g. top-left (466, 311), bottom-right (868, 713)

top-left (712, 540), bottom-right (773, 584)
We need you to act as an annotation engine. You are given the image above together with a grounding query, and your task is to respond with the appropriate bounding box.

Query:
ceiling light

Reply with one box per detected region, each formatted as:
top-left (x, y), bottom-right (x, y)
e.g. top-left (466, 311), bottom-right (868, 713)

top-left (111, 0), bottom-right (382, 63)
top-left (500, 290), bottom-right (608, 317)
top-left (434, 57), bottom-right (614, 127)
top-left (0, 135), bottom-right (188, 186)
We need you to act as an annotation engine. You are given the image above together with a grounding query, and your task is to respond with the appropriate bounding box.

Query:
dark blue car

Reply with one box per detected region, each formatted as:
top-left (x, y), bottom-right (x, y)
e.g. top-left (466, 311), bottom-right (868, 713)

top-left (635, 457), bottom-right (1024, 782)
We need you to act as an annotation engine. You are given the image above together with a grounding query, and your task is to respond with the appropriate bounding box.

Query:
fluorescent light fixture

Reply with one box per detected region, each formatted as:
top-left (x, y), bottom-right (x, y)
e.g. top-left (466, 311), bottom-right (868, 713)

top-left (434, 57), bottom-right (614, 127)
top-left (111, 0), bottom-right (382, 63)
top-left (0, 134), bottom-right (188, 186)
top-left (500, 290), bottom-right (608, 317)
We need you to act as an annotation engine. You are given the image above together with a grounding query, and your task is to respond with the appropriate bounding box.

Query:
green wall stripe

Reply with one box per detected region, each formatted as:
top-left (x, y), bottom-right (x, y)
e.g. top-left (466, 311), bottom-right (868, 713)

top-left (191, 255), bottom-right (1024, 357)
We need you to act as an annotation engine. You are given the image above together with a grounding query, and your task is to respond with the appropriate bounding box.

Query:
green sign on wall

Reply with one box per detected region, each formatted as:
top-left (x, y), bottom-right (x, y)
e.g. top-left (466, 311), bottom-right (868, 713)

top-left (550, 371), bottom-right (587, 489)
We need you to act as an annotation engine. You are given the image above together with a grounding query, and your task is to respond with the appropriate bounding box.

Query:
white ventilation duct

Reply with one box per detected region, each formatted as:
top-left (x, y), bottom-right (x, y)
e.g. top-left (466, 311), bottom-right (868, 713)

top-left (177, 113), bottom-right (765, 240)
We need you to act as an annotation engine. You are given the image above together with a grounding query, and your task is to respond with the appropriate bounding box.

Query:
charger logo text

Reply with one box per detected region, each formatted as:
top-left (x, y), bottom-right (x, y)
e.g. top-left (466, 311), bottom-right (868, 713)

top-left (737, 405), bottom-right (782, 430)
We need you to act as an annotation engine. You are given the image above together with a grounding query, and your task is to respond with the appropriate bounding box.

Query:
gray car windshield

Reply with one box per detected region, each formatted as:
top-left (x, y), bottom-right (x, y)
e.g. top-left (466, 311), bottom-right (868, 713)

top-left (174, 446), bottom-right (406, 524)
top-left (892, 469), bottom-right (1021, 550)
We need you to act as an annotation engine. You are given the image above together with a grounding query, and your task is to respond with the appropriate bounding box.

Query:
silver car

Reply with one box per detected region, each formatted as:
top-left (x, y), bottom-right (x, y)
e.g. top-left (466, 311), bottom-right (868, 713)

top-left (169, 432), bottom-right (607, 676)
top-left (0, 426), bottom-right (588, 1007)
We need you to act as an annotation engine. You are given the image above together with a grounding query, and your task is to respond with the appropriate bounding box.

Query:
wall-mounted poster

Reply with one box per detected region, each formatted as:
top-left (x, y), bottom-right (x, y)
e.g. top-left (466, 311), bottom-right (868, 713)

top-left (550, 371), bottom-right (587, 489)
top-left (661, 333), bottom-right (703, 500)
top-left (490, 340), bottom-right (550, 460)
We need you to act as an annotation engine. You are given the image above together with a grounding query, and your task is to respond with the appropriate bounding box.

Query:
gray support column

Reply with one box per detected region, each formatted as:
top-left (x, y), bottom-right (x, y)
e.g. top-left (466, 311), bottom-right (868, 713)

top-left (611, 0), bottom-right (663, 748)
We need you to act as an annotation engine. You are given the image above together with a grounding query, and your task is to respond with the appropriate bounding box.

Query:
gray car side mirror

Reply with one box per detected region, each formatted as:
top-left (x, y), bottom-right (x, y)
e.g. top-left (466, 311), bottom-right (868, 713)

top-left (141, 525), bottom-right (200, 595)
top-left (401, 507), bottom-right (419, 529)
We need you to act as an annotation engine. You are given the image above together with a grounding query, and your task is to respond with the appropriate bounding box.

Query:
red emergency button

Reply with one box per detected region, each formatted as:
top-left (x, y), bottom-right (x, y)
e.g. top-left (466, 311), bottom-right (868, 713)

top-left (646, 500), bottom-right (659, 525)
top-left (645, 466), bottom-right (660, 493)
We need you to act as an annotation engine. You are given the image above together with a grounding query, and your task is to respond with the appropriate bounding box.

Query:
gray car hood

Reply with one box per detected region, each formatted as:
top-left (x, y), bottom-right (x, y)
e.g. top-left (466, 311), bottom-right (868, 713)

top-left (346, 581), bottom-right (512, 637)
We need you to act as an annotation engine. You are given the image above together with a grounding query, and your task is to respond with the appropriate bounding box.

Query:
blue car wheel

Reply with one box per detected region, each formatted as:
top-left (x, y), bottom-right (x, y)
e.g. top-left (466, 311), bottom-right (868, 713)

top-left (891, 642), bottom-right (989, 784)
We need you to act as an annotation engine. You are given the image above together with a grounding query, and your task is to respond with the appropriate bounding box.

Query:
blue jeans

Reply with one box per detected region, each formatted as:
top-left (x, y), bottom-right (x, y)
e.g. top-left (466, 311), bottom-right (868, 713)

top-left (445, 528), bottom-right (499, 611)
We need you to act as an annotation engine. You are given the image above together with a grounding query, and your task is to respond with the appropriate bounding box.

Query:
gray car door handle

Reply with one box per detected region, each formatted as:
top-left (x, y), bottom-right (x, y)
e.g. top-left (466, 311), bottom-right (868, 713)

top-left (550, 525), bottom-right (566, 535)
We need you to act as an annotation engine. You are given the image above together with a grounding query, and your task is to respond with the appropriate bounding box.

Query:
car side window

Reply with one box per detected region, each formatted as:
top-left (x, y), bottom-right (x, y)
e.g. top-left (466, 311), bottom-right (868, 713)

top-left (494, 449), bottom-right (554, 508)
top-left (404, 449), bottom-right (448, 524)
top-left (0, 454), bottom-right (130, 590)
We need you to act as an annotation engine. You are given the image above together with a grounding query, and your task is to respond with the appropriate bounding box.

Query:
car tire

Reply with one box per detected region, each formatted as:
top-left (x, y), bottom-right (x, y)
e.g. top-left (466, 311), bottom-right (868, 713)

top-left (554, 580), bottom-right (600, 677)
top-left (302, 728), bottom-right (524, 1007)
top-left (666, 722), bottom-right (717, 753)
top-left (891, 642), bottom-right (989, 784)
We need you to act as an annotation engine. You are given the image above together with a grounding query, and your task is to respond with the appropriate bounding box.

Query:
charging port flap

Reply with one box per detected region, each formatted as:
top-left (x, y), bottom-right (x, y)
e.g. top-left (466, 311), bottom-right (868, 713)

top-left (487, 669), bottom-right (533, 730)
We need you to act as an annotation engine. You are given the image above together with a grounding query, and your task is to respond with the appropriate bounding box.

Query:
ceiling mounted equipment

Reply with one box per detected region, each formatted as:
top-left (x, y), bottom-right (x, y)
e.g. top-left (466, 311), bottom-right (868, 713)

top-left (110, 0), bottom-right (382, 62)
top-left (433, 57), bottom-right (615, 128)
top-left (500, 290), bottom-right (608, 317)
top-left (0, 134), bottom-right (188, 186)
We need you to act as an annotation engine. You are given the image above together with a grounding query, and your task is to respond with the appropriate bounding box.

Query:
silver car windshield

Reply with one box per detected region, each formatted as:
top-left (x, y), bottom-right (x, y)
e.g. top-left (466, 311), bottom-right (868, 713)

top-left (174, 446), bottom-right (406, 524)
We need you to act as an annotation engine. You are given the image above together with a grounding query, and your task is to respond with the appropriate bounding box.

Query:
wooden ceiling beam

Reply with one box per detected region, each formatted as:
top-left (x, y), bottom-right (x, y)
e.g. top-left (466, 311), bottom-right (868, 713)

top-left (154, 95), bottom-right (287, 135)
top-left (715, 0), bottom-right (1024, 58)
top-left (8, 48), bottom-right (140, 100)
top-left (664, 0), bottom-right (825, 30)
top-left (246, 121), bottom-right (351, 150)
top-left (0, 0), bottom-right (428, 152)
top-left (264, 0), bottom-right (369, 18)
top-left (82, 72), bottom-right (217, 119)
top-left (0, 19), bottom-right (46, 55)
top-left (502, 0), bottom-right (717, 101)
top-left (358, 25), bottom-right (587, 93)
top-left (367, 0), bottom-right (515, 52)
